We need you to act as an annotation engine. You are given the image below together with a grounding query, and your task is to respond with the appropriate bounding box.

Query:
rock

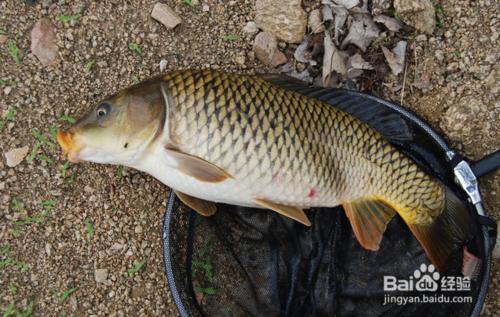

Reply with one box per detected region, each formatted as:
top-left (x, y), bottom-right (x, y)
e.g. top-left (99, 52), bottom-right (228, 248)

top-left (30, 18), bottom-right (58, 66)
top-left (373, 15), bottom-right (402, 32)
top-left (371, 0), bottom-right (392, 15)
top-left (308, 9), bottom-right (324, 34)
top-left (394, 0), bottom-right (435, 34)
top-left (341, 14), bottom-right (380, 52)
top-left (151, 3), bottom-right (181, 29)
top-left (253, 32), bottom-right (287, 67)
top-left (4, 146), bottom-right (29, 167)
top-left (95, 269), bottom-right (108, 283)
top-left (202, 4), bottom-right (210, 12)
top-left (382, 41), bottom-right (407, 75)
top-left (242, 21), bottom-right (258, 35)
top-left (255, 0), bottom-right (307, 43)
top-left (159, 59), bottom-right (168, 72)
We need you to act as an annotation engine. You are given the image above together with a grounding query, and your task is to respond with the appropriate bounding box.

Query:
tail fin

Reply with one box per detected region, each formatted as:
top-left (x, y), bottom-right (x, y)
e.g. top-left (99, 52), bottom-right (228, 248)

top-left (407, 187), bottom-right (471, 271)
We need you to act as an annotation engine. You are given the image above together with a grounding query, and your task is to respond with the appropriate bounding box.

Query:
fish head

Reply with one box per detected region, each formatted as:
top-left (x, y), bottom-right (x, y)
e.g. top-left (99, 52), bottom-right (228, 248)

top-left (57, 79), bottom-right (166, 166)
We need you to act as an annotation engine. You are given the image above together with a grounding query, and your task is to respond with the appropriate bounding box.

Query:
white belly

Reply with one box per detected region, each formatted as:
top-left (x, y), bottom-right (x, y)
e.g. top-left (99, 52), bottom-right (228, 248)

top-left (133, 143), bottom-right (341, 208)
top-left (134, 145), bottom-right (261, 207)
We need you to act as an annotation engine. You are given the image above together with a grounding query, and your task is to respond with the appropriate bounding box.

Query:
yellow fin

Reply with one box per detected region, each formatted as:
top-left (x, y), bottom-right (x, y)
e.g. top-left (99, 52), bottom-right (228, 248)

top-left (175, 191), bottom-right (217, 216)
top-left (165, 147), bottom-right (233, 183)
top-left (342, 197), bottom-right (396, 251)
top-left (406, 187), bottom-right (470, 271)
top-left (255, 198), bottom-right (311, 226)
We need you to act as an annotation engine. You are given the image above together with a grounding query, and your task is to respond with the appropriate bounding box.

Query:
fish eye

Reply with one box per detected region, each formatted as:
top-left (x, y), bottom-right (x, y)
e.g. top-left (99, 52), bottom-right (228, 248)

top-left (96, 103), bottom-right (111, 118)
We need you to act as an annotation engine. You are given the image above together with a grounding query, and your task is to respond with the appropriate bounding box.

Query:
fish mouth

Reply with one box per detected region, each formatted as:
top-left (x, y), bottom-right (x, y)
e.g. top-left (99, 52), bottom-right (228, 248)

top-left (57, 130), bottom-right (83, 163)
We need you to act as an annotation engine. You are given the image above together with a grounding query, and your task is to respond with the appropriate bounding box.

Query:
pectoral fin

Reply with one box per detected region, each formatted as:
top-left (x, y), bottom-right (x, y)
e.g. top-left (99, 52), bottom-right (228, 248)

top-left (165, 147), bottom-right (233, 183)
top-left (255, 198), bottom-right (311, 226)
top-left (175, 191), bottom-right (217, 216)
top-left (342, 197), bottom-right (396, 251)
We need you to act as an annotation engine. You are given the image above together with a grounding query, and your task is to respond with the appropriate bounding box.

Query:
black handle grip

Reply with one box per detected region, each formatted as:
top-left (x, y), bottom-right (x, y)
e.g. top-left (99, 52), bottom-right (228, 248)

top-left (471, 150), bottom-right (500, 177)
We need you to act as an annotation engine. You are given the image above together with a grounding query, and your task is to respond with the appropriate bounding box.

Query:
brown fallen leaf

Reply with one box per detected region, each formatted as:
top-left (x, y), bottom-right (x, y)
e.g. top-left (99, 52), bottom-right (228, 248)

top-left (322, 31), bottom-right (347, 86)
top-left (381, 41), bottom-right (407, 75)
top-left (341, 14), bottom-right (380, 52)
top-left (31, 18), bottom-right (59, 66)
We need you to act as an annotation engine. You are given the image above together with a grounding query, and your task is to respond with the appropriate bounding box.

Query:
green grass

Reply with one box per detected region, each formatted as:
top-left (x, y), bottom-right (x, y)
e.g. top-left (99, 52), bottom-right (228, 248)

top-left (0, 258), bottom-right (14, 270)
top-left (84, 219), bottom-right (94, 239)
top-left (182, 0), bottom-right (194, 6)
top-left (128, 260), bottom-right (145, 275)
top-left (84, 60), bottom-right (95, 73)
top-left (11, 199), bottom-right (25, 212)
top-left (32, 129), bottom-right (55, 148)
top-left (128, 42), bottom-right (141, 54)
top-left (8, 282), bottom-right (17, 295)
top-left (132, 75), bottom-right (140, 84)
top-left (0, 244), bottom-right (10, 254)
top-left (59, 114), bottom-right (76, 124)
top-left (36, 154), bottom-right (54, 164)
top-left (436, 20), bottom-right (444, 28)
top-left (0, 28), bottom-right (7, 35)
top-left (0, 79), bottom-right (17, 86)
top-left (56, 15), bottom-right (81, 23)
top-left (29, 129), bottom-right (56, 164)
top-left (194, 286), bottom-right (217, 295)
top-left (116, 165), bottom-right (124, 178)
top-left (26, 143), bottom-right (41, 163)
top-left (0, 258), bottom-right (29, 271)
top-left (222, 34), bottom-right (240, 42)
top-left (60, 287), bottom-right (78, 302)
top-left (7, 40), bottom-right (20, 64)
top-left (60, 160), bottom-right (70, 174)
top-left (0, 107), bottom-right (17, 133)
top-left (3, 303), bottom-right (16, 317)
top-left (49, 125), bottom-right (58, 140)
top-left (41, 199), bottom-right (56, 210)
top-left (435, 5), bottom-right (444, 14)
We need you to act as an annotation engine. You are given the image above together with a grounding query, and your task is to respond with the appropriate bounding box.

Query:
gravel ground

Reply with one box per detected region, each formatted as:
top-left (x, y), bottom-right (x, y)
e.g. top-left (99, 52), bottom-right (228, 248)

top-left (0, 0), bottom-right (498, 316)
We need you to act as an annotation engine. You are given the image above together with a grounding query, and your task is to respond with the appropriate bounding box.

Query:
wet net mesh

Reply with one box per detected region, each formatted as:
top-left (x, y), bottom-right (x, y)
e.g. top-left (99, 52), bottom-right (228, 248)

top-left (163, 88), bottom-right (486, 317)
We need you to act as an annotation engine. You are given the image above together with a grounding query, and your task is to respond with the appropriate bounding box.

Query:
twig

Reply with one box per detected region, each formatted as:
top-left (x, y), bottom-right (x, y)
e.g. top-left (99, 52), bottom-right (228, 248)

top-left (400, 61), bottom-right (409, 105)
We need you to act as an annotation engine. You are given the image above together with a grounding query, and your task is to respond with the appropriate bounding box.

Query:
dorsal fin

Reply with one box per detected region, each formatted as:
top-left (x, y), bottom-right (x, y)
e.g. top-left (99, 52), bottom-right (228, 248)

top-left (260, 74), bottom-right (414, 143)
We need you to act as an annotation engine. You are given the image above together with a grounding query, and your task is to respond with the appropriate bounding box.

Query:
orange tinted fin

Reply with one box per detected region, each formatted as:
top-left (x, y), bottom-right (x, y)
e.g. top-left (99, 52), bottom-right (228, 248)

top-left (407, 187), bottom-right (470, 271)
top-left (165, 147), bottom-right (233, 183)
top-left (175, 191), bottom-right (217, 216)
top-left (342, 197), bottom-right (396, 251)
top-left (255, 199), bottom-right (311, 226)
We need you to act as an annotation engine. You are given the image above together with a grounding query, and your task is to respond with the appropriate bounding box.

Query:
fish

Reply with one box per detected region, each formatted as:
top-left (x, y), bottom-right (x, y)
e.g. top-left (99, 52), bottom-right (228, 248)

top-left (57, 69), bottom-right (470, 270)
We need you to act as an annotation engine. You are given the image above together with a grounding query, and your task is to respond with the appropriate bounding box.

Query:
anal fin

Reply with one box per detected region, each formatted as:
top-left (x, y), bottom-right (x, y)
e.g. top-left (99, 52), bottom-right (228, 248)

top-left (175, 191), bottom-right (217, 216)
top-left (255, 198), bottom-right (311, 226)
top-left (342, 197), bottom-right (396, 251)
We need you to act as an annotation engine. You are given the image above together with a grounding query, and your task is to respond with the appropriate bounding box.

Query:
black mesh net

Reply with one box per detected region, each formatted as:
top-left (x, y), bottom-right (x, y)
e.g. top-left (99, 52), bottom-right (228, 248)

top-left (163, 87), bottom-right (488, 317)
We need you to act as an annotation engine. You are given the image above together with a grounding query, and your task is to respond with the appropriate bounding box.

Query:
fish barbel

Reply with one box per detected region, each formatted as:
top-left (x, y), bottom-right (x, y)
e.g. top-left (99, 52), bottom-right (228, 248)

top-left (57, 69), bottom-right (469, 270)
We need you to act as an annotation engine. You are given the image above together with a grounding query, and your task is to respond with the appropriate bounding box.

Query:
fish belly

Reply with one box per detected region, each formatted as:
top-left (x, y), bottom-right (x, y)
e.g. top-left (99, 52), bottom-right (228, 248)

top-left (135, 144), bottom-right (341, 208)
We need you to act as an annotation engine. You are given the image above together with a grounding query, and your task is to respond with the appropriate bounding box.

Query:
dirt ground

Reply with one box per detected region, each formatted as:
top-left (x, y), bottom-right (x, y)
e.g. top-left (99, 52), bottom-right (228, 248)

top-left (0, 0), bottom-right (498, 316)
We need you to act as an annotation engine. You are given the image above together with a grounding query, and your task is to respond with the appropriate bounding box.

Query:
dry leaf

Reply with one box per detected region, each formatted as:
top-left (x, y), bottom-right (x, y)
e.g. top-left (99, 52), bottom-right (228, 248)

top-left (331, 5), bottom-right (348, 44)
top-left (347, 53), bottom-right (373, 78)
top-left (341, 14), bottom-right (380, 51)
top-left (308, 9), bottom-right (325, 34)
top-left (322, 31), bottom-right (347, 86)
top-left (373, 15), bottom-right (402, 32)
top-left (321, 4), bottom-right (334, 21)
top-left (333, 0), bottom-right (359, 9)
top-left (382, 40), bottom-right (407, 75)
